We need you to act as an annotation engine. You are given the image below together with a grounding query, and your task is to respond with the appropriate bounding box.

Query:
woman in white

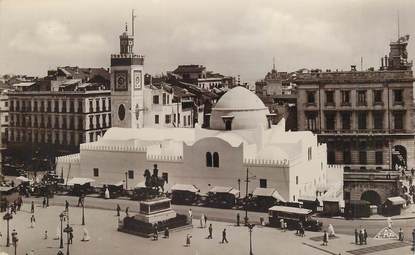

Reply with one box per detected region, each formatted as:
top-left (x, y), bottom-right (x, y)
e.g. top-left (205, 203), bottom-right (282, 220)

top-left (328, 224), bottom-right (335, 237)
top-left (81, 228), bottom-right (90, 241)
top-left (104, 188), bottom-right (110, 199)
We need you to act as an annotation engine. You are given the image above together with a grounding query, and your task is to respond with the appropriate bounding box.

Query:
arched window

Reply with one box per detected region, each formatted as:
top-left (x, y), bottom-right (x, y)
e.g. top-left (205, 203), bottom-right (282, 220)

top-left (206, 152), bottom-right (212, 167)
top-left (213, 152), bottom-right (219, 168)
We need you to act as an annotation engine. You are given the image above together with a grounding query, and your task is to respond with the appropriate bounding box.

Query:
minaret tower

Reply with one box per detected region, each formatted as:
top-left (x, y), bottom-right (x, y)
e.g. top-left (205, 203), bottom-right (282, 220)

top-left (110, 10), bottom-right (144, 128)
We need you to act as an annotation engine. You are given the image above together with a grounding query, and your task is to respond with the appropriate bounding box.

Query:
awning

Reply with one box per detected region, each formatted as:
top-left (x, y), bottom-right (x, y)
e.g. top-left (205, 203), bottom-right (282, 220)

top-left (268, 205), bottom-right (313, 215)
top-left (209, 186), bottom-right (240, 196)
top-left (253, 188), bottom-right (286, 202)
top-left (105, 181), bottom-right (124, 187)
top-left (387, 196), bottom-right (406, 205)
top-left (66, 178), bottom-right (95, 186)
top-left (135, 181), bottom-right (146, 189)
top-left (171, 184), bottom-right (199, 193)
top-left (16, 176), bottom-right (30, 182)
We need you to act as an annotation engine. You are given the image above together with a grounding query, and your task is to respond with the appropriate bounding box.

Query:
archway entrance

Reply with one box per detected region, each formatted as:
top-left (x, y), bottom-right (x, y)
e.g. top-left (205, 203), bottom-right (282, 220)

top-left (360, 190), bottom-right (381, 205)
top-left (392, 145), bottom-right (407, 171)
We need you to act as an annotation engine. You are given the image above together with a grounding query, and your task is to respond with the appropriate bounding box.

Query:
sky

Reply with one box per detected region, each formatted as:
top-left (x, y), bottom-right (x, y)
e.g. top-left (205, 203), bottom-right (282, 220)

top-left (0, 0), bottom-right (414, 84)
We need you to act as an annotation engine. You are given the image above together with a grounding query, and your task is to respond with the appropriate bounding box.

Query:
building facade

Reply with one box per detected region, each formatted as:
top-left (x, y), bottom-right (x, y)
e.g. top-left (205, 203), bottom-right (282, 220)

top-left (57, 86), bottom-right (343, 202)
top-left (295, 36), bottom-right (414, 173)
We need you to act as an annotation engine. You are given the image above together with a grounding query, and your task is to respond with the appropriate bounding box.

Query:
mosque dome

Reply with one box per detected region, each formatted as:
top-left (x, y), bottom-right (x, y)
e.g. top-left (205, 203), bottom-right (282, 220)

top-left (214, 86), bottom-right (267, 110)
top-left (210, 86), bottom-right (270, 130)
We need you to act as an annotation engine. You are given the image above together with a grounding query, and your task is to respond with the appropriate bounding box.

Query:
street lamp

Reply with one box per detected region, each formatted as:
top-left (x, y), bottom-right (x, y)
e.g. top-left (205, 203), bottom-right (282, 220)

top-left (244, 168), bottom-right (256, 225)
top-left (81, 198), bottom-right (85, 225)
top-left (63, 224), bottom-right (73, 255)
top-left (59, 212), bottom-right (64, 249)
top-left (3, 208), bottom-right (13, 247)
top-left (247, 223), bottom-right (255, 255)
top-left (11, 229), bottom-right (18, 255)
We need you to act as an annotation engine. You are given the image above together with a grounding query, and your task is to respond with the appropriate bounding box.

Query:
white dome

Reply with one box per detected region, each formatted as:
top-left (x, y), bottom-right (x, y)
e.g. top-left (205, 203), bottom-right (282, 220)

top-left (210, 86), bottom-right (270, 130)
top-left (214, 86), bottom-right (267, 110)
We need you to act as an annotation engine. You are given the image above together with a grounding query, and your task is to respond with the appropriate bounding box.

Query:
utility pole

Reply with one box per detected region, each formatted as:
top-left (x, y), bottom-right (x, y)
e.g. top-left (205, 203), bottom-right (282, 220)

top-left (244, 168), bottom-right (249, 225)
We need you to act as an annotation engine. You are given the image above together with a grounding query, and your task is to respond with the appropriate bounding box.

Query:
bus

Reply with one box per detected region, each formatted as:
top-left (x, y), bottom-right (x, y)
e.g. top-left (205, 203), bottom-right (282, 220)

top-left (268, 205), bottom-right (322, 231)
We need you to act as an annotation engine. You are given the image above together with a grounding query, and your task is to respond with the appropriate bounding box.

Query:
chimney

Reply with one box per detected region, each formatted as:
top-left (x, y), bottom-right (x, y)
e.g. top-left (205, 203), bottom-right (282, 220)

top-left (381, 57), bottom-right (384, 69)
top-left (384, 55), bottom-right (388, 67)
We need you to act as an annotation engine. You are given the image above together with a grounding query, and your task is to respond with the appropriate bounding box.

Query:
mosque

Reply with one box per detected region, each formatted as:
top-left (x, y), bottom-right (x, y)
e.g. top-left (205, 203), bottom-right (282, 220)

top-left (57, 86), bottom-right (343, 202)
top-left (55, 24), bottom-right (343, 202)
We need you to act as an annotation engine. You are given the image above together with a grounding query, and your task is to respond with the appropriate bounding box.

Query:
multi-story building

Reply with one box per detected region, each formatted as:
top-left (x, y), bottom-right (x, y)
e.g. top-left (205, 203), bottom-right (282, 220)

top-left (7, 68), bottom-right (111, 157)
top-left (0, 90), bottom-right (9, 144)
top-left (295, 36), bottom-right (414, 172)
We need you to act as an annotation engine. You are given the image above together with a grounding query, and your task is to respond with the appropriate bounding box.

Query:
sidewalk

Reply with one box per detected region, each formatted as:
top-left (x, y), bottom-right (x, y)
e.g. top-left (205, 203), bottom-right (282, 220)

top-left (0, 204), bottom-right (412, 255)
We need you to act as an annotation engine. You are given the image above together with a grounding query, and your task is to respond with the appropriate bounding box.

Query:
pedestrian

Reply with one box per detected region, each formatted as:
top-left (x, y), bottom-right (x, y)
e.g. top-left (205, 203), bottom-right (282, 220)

top-left (153, 224), bottom-right (158, 240)
top-left (300, 226), bottom-right (305, 237)
top-left (42, 197), bottom-right (46, 208)
top-left (77, 196), bottom-right (82, 207)
top-left (280, 219), bottom-right (284, 231)
top-left (188, 208), bottom-right (192, 224)
top-left (31, 201), bottom-right (35, 213)
top-left (125, 207), bottom-right (129, 217)
top-left (363, 229), bottom-right (367, 245)
top-left (116, 204), bottom-right (121, 217)
top-left (44, 230), bottom-right (48, 239)
top-left (236, 213), bottom-right (240, 226)
top-left (81, 228), bottom-right (90, 241)
top-left (164, 227), bottom-right (169, 239)
top-left (322, 230), bottom-right (328, 246)
top-left (328, 224), bottom-right (336, 237)
top-left (69, 231), bottom-right (73, 244)
top-left (296, 222), bottom-right (301, 235)
top-left (354, 229), bottom-right (358, 244)
top-left (200, 214), bottom-right (204, 228)
top-left (104, 188), bottom-right (110, 199)
top-left (65, 200), bottom-right (69, 212)
top-left (17, 196), bottom-right (22, 211)
top-left (185, 234), bottom-right (192, 247)
top-left (204, 214), bottom-right (208, 227)
top-left (398, 228), bottom-right (404, 241)
top-left (207, 224), bottom-right (213, 239)
top-left (411, 168), bottom-right (414, 176)
top-left (221, 228), bottom-right (229, 244)
top-left (359, 229), bottom-right (363, 245)
top-left (284, 222), bottom-right (288, 232)
top-left (30, 214), bottom-right (36, 228)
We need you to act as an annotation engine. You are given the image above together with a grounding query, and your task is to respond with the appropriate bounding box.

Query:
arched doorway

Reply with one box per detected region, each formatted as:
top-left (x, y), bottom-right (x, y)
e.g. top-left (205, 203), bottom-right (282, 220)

top-left (360, 190), bottom-right (381, 205)
top-left (392, 145), bottom-right (407, 171)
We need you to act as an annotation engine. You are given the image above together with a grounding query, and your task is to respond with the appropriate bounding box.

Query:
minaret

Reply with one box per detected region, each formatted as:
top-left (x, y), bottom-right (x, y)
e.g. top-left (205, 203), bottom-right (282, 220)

top-left (110, 13), bottom-right (145, 129)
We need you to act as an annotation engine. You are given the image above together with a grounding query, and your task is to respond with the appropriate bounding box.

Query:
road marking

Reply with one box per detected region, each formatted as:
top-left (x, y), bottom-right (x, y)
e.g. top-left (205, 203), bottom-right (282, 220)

top-left (302, 242), bottom-right (339, 255)
top-left (346, 241), bottom-right (411, 255)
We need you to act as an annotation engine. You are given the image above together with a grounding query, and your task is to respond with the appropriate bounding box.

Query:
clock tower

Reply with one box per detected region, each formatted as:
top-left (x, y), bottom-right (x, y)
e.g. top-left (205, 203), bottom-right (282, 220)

top-left (110, 17), bottom-right (144, 129)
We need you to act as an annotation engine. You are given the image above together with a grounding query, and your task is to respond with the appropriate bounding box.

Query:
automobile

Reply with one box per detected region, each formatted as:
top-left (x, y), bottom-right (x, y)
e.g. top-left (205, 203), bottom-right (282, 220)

top-left (268, 205), bottom-right (322, 232)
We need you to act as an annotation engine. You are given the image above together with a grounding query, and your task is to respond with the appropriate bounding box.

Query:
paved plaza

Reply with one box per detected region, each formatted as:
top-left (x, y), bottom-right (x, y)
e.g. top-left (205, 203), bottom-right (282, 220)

top-left (1, 203), bottom-right (413, 255)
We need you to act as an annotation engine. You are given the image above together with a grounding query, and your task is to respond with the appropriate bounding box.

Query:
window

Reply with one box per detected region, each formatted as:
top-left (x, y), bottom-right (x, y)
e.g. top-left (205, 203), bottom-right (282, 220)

top-left (153, 95), bottom-right (159, 104)
top-left (165, 114), bottom-right (171, 124)
top-left (393, 89), bottom-right (403, 104)
top-left (54, 100), bottom-right (59, 113)
top-left (306, 91), bottom-right (316, 104)
top-left (183, 116), bottom-right (186, 126)
top-left (259, 179), bottom-right (267, 188)
top-left (357, 90), bottom-right (367, 106)
top-left (375, 151), bottom-right (383, 165)
top-left (359, 151), bottom-right (367, 164)
top-left (162, 93), bottom-right (166, 105)
top-left (102, 99), bottom-right (106, 111)
top-left (306, 113), bottom-right (317, 131)
top-left (173, 114), bottom-right (176, 123)
top-left (341, 91), bottom-right (350, 105)
top-left (325, 91), bottom-right (334, 105)
top-left (343, 150), bottom-right (351, 164)
top-left (154, 115), bottom-right (159, 124)
top-left (47, 101), bottom-right (52, 112)
top-left (325, 112), bottom-right (335, 130)
top-left (162, 172), bottom-right (168, 183)
top-left (373, 90), bottom-right (383, 104)
top-left (89, 99), bottom-right (93, 112)
top-left (61, 101), bottom-right (66, 112)
top-left (89, 132), bottom-right (94, 142)
top-left (69, 100), bottom-right (74, 113)
top-left (373, 111), bottom-right (383, 129)
top-left (128, 170), bottom-right (134, 179)
top-left (188, 115), bottom-right (191, 126)
top-left (206, 152), bottom-right (212, 167)
top-left (341, 112), bottom-right (351, 130)
top-left (213, 152), bottom-right (219, 167)
top-left (93, 168), bottom-right (99, 177)
top-left (296, 176), bottom-right (299, 185)
top-left (358, 112), bottom-right (367, 129)
top-left (96, 99), bottom-right (100, 112)
top-left (394, 112), bottom-right (404, 130)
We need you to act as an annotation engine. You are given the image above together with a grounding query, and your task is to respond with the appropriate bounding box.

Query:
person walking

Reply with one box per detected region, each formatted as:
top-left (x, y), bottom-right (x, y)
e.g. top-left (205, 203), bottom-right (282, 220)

top-left (185, 234), bottom-right (192, 247)
top-left (116, 204), bottom-right (121, 217)
top-left (398, 228), bottom-right (404, 241)
top-left (354, 229), bottom-right (358, 244)
top-left (30, 214), bottom-right (36, 228)
top-left (31, 201), bottom-right (35, 213)
top-left (42, 197), bottom-right (46, 208)
top-left (65, 200), bottom-right (69, 212)
top-left (200, 214), bottom-right (204, 228)
top-left (81, 228), bottom-right (90, 241)
top-left (77, 196), bottom-right (82, 207)
top-left (363, 229), bottom-right (368, 245)
top-left (359, 229), bottom-right (364, 245)
top-left (69, 231), bottom-right (73, 244)
top-left (236, 213), bottom-right (240, 226)
top-left (221, 228), bottom-right (228, 244)
top-left (322, 230), bottom-right (328, 246)
top-left (188, 208), bottom-right (192, 224)
top-left (204, 214), bottom-right (208, 227)
top-left (125, 207), bottom-right (129, 217)
top-left (280, 219), bottom-right (284, 231)
top-left (164, 227), bottom-right (169, 239)
top-left (284, 221), bottom-right (288, 232)
top-left (207, 224), bottom-right (213, 239)
top-left (153, 224), bottom-right (158, 240)
top-left (411, 168), bottom-right (414, 177)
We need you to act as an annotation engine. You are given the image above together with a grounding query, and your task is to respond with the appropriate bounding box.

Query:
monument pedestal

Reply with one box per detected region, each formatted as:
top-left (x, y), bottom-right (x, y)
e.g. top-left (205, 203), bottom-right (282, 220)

top-left (118, 197), bottom-right (191, 237)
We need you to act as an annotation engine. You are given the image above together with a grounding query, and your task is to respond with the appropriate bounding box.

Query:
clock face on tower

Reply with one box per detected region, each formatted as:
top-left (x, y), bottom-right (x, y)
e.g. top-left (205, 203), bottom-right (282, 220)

top-left (114, 71), bottom-right (128, 91)
top-left (133, 70), bottom-right (142, 90)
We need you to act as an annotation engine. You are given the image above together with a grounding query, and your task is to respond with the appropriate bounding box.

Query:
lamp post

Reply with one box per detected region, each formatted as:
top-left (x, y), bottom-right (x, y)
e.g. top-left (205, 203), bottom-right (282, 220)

top-left (244, 168), bottom-right (256, 225)
top-left (11, 229), bottom-right (18, 255)
top-left (59, 212), bottom-right (64, 249)
top-left (81, 198), bottom-right (85, 225)
top-left (63, 224), bottom-right (73, 255)
top-left (3, 208), bottom-right (13, 247)
top-left (247, 223), bottom-right (255, 255)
